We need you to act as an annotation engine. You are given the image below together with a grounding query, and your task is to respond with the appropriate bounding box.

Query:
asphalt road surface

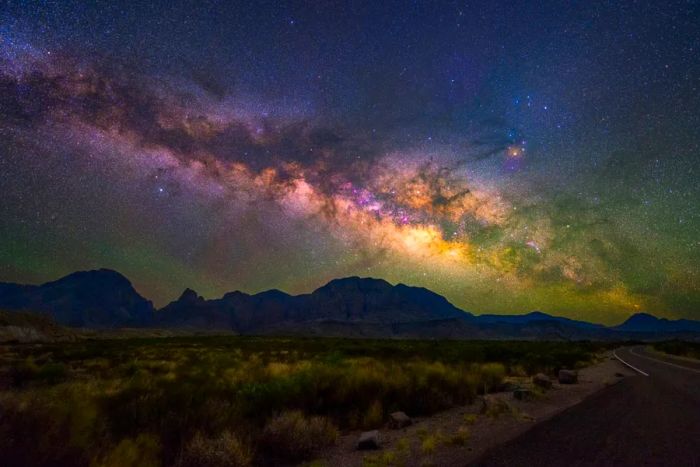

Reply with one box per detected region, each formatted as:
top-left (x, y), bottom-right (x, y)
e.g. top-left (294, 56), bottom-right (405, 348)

top-left (470, 346), bottom-right (700, 466)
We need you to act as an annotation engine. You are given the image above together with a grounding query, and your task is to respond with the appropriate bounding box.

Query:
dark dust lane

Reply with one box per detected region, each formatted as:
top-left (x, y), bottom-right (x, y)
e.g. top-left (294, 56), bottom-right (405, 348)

top-left (470, 347), bottom-right (700, 467)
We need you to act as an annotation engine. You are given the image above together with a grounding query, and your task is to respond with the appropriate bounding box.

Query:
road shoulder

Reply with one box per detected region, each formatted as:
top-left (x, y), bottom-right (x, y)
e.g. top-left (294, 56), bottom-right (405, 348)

top-left (638, 346), bottom-right (700, 372)
top-left (317, 353), bottom-right (635, 467)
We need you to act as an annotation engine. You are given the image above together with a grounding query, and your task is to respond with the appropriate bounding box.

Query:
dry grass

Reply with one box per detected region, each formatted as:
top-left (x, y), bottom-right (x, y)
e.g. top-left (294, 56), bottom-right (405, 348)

top-left (0, 336), bottom-right (603, 465)
top-left (260, 411), bottom-right (339, 462)
top-left (97, 434), bottom-right (161, 467)
top-left (363, 437), bottom-right (411, 467)
top-left (654, 341), bottom-right (700, 361)
top-left (463, 413), bottom-right (478, 425)
top-left (446, 426), bottom-right (471, 446)
top-left (178, 431), bottom-right (252, 467)
top-left (483, 397), bottom-right (519, 418)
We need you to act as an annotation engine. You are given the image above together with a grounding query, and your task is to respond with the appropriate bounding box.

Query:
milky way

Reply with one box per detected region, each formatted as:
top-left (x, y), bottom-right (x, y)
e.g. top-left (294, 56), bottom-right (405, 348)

top-left (1, 1), bottom-right (699, 324)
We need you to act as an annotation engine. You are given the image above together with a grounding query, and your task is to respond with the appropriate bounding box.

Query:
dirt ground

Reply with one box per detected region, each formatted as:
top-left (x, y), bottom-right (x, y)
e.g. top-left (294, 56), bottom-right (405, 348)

top-left (317, 352), bottom-right (636, 466)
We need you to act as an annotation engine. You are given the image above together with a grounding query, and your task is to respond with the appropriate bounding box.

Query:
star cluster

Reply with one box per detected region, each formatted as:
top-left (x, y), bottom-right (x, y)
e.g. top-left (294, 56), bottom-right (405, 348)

top-left (1, 1), bottom-right (698, 324)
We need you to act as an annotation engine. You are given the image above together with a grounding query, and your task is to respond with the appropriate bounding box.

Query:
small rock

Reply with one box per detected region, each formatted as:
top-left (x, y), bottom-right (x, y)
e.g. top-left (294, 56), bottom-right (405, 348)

top-left (480, 395), bottom-right (512, 416)
top-left (479, 395), bottom-right (496, 413)
top-left (513, 388), bottom-right (534, 401)
top-left (388, 411), bottom-right (412, 429)
top-left (558, 369), bottom-right (578, 384)
top-left (532, 373), bottom-right (552, 389)
top-left (357, 430), bottom-right (381, 450)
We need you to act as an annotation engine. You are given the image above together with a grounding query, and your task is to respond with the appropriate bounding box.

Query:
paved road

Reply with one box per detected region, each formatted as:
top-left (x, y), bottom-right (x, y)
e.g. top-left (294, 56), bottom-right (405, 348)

top-left (470, 346), bottom-right (700, 466)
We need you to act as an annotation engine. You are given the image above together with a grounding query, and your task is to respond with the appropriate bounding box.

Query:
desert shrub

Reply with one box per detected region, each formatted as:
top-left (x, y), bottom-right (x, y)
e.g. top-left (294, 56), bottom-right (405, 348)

top-left (333, 359), bottom-right (396, 409)
top-left (363, 450), bottom-right (397, 467)
top-left (178, 431), bottom-right (252, 467)
top-left (10, 356), bottom-right (41, 386)
top-left (654, 341), bottom-right (700, 360)
top-left (37, 362), bottom-right (68, 384)
top-left (100, 374), bottom-right (251, 466)
top-left (11, 356), bottom-right (68, 387)
top-left (96, 433), bottom-right (161, 467)
top-left (0, 336), bottom-right (604, 465)
top-left (463, 413), bottom-right (478, 425)
top-left (0, 383), bottom-right (101, 466)
top-left (237, 371), bottom-right (316, 417)
top-left (260, 411), bottom-right (339, 462)
top-left (363, 436), bottom-right (411, 467)
top-left (303, 461), bottom-right (328, 467)
top-left (483, 398), bottom-right (518, 418)
top-left (363, 400), bottom-right (384, 428)
top-left (446, 426), bottom-right (470, 446)
top-left (477, 363), bottom-right (506, 393)
top-left (420, 431), bottom-right (442, 454)
top-left (401, 361), bottom-right (478, 414)
top-left (508, 364), bottom-right (528, 377)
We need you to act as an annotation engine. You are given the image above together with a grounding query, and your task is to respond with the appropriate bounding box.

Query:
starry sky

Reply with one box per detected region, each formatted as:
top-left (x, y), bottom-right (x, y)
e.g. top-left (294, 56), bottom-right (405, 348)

top-left (1, 1), bottom-right (698, 324)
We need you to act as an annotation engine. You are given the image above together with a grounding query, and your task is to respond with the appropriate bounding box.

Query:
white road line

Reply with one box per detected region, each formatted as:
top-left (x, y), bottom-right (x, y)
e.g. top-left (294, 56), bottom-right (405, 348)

top-left (629, 347), bottom-right (700, 375)
top-left (613, 349), bottom-right (649, 376)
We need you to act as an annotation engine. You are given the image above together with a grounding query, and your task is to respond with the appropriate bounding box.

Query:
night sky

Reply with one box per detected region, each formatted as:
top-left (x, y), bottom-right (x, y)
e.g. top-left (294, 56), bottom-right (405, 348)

top-left (1, 1), bottom-right (698, 324)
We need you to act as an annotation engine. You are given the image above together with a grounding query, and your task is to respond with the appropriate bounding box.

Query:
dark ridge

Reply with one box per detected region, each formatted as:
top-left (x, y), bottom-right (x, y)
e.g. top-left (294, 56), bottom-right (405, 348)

top-left (1, 270), bottom-right (699, 340)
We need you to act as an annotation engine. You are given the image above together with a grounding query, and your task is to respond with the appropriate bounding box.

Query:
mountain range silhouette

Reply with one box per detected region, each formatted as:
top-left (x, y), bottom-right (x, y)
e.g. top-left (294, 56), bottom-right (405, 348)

top-left (1, 269), bottom-right (699, 340)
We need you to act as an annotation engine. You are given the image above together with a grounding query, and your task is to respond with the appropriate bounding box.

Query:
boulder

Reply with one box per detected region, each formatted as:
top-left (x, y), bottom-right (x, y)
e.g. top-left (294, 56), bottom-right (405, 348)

top-left (357, 430), bottom-right (381, 450)
top-left (558, 369), bottom-right (578, 384)
top-left (532, 373), bottom-right (552, 389)
top-left (497, 381), bottom-right (521, 392)
top-left (513, 388), bottom-right (534, 401)
top-left (388, 411), bottom-right (412, 429)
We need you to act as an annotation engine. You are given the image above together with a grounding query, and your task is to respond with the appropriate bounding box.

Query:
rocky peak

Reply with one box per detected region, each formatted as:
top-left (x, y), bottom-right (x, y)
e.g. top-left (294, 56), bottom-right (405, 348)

top-left (178, 288), bottom-right (202, 303)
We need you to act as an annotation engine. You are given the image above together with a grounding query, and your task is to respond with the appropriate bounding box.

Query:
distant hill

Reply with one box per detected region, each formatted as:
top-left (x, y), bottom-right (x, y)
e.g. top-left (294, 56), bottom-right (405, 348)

top-left (613, 312), bottom-right (700, 333)
top-left (477, 311), bottom-right (605, 329)
top-left (155, 276), bottom-right (473, 334)
top-left (0, 310), bottom-right (76, 342)
top-left (0, 269), bottom-right (154, 328)
top-left (1, 269), bottom-right (699, 340)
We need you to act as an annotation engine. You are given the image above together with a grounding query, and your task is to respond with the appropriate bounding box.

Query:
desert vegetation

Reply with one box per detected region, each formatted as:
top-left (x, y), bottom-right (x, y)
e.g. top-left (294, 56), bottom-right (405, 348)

top-left (653, 340), bottom-right (700, 360)
top-left (0, 336), bottom-right (603, 466)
